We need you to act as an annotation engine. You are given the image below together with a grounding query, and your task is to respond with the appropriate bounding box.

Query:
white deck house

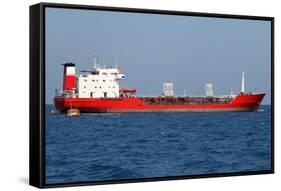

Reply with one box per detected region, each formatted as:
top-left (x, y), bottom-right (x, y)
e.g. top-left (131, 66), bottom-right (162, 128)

top-left (76, 57), bottom-right (125, 98)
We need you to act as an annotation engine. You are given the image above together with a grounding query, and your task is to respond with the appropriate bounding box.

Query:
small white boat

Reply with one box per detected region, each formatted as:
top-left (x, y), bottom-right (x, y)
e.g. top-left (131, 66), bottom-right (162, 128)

top-left (66, 109), bottom-right (80, 117)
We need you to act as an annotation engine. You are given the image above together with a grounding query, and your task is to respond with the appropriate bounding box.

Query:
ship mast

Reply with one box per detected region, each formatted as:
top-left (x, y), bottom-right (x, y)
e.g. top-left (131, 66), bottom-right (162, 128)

top-left (241, 72), bottom-right (245, 93)
top-left (92, 55), bottom-right (100, 71)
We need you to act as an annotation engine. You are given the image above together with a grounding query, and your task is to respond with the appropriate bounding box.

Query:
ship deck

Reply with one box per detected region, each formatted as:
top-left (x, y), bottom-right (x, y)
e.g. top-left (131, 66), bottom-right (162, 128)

top-left (139, 96), bottom-right (233, 105)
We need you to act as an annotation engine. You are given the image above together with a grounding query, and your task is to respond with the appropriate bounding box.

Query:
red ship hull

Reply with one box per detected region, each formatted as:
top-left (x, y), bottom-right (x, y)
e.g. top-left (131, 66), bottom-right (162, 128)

top-left (53, 93), bottom-right (265, 113)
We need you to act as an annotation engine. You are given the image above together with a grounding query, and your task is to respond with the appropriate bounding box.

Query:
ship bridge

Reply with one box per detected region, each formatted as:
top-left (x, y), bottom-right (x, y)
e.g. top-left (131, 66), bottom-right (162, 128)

top-left (76, 56), bottom-right (126, 98)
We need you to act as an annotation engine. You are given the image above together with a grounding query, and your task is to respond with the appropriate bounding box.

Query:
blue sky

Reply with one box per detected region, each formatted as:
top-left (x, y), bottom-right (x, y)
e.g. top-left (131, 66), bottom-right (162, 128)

top-left (45, 8), bottom-right (271, 104)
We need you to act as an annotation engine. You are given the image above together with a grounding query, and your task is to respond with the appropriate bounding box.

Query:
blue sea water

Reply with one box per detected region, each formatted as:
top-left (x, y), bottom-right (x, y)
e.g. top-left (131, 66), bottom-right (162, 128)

top-left (45, 105), bottom-right (272, 184)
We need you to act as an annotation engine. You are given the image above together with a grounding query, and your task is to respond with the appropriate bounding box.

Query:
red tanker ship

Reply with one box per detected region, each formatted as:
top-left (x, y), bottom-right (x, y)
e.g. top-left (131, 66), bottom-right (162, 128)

top-left (54, 56), bottom-right (265, 113)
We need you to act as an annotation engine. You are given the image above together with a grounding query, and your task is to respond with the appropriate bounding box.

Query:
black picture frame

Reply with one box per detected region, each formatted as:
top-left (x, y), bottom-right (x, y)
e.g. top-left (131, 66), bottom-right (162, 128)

top-left (29, 2), bottom-right (275, 188)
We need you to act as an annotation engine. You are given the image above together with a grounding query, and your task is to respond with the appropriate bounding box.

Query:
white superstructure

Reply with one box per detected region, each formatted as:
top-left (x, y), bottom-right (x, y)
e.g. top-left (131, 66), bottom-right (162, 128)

top-left (77, 56), bottom-right (125, 98)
